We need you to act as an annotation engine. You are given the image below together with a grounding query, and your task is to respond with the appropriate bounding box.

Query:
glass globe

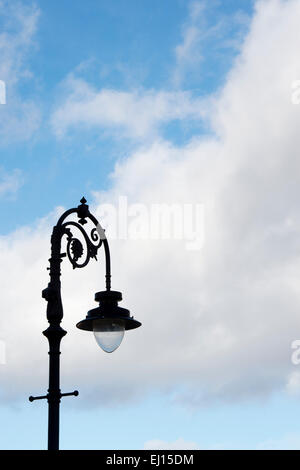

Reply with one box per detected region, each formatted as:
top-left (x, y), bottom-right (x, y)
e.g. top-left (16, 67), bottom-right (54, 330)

top-left (93, 319), bottom-right (125, 353)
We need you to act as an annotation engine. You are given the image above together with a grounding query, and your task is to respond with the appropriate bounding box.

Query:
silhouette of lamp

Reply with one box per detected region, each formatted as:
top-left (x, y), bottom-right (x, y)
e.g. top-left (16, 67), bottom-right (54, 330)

top-left (77, 290), bottom-right (141, 353)
top-left (29, 198), bottom-right (141, 450)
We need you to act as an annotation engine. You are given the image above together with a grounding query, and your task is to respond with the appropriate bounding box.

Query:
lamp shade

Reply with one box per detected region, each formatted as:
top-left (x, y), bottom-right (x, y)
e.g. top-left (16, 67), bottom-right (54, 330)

top-left (76, 290), bottom-right (141, 352)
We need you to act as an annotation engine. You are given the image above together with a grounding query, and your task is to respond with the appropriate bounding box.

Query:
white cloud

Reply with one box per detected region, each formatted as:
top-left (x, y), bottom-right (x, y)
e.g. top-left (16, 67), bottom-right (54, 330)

top-left (173, 1), bottom-right (205, 87)
top-left (51, 75), bottom-right (206, 140)
top-left (50, 2), bottom-right (251, 141)
top-left (1, 0), bottom-right (300, 410)
top-left (0, 1), bottom-right (41, 143)
top-left (172, 1), bottom-right (251, 88)
top-left (0, 167), bottom-right (23, 198)
top-left (0, 1), bottom-right (39, 83)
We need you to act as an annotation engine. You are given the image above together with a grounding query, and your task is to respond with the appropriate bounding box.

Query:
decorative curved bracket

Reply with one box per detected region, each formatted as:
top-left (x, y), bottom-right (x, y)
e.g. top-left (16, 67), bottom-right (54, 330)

top-left (64, 221), bottom-right (101, 268)
top-left (42, 197), bottom-right (111, 324)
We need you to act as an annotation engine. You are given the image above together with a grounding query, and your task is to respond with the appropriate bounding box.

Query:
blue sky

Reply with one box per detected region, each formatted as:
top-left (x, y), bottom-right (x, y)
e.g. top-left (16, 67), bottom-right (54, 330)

top-left (0, 0), bottom-right (253, 233)
top-left (2, 0), bottom-right (300, 451)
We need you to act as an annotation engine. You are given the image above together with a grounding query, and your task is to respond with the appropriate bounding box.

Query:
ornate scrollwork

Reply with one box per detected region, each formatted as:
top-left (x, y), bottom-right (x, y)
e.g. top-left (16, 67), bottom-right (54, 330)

top-left (45, 198), bottom-right (110, 292)
top-left (43, 198), bottom-right (111, 322)
top-left (63, 221), bottom-right (102, 269)
top-left (70, 238), bottom-right (83, 262)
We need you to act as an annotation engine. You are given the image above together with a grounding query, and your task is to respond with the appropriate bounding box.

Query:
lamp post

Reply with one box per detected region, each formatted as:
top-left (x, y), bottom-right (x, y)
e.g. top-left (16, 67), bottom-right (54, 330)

top-left (29, 198), bottom-right (141, 450)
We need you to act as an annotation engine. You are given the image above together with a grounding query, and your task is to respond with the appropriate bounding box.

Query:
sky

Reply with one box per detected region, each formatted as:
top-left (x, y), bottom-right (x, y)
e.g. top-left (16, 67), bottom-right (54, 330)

top-left (1, 0), bottom-right (300, 450)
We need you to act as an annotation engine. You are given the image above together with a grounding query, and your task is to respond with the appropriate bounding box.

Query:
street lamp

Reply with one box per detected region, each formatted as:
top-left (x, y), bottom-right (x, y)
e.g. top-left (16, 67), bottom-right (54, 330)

top-left (29, 198), bottom-right (141, 450)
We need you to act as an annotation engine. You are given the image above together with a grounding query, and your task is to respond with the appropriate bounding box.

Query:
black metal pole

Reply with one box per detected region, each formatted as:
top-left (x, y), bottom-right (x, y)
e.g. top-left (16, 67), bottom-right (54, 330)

top-left (42, 223), bottom-right (66, 450)
top-left (43, 325), bottom-right (66, 450)
top-left (29, 198), bottom-right (108, 450)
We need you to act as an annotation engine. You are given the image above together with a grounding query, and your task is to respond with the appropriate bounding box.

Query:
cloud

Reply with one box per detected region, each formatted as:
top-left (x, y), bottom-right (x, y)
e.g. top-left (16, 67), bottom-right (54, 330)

top-left (50, 2), bottom-right (251, 141)
top-left (173, 1), bottom-right (205, 87)
top-left (0, 1), bottom-right (39, 83)
top-left (172, 1), bottom-right (251, 88)
top-left (50, 75), bottom-right (206, 140)
top-left (1, 0), bottom-right (300, 410)
top-left (0, 1), bottom-right (41, 143)
top-left (0, 167), bottom-right (24, 198)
